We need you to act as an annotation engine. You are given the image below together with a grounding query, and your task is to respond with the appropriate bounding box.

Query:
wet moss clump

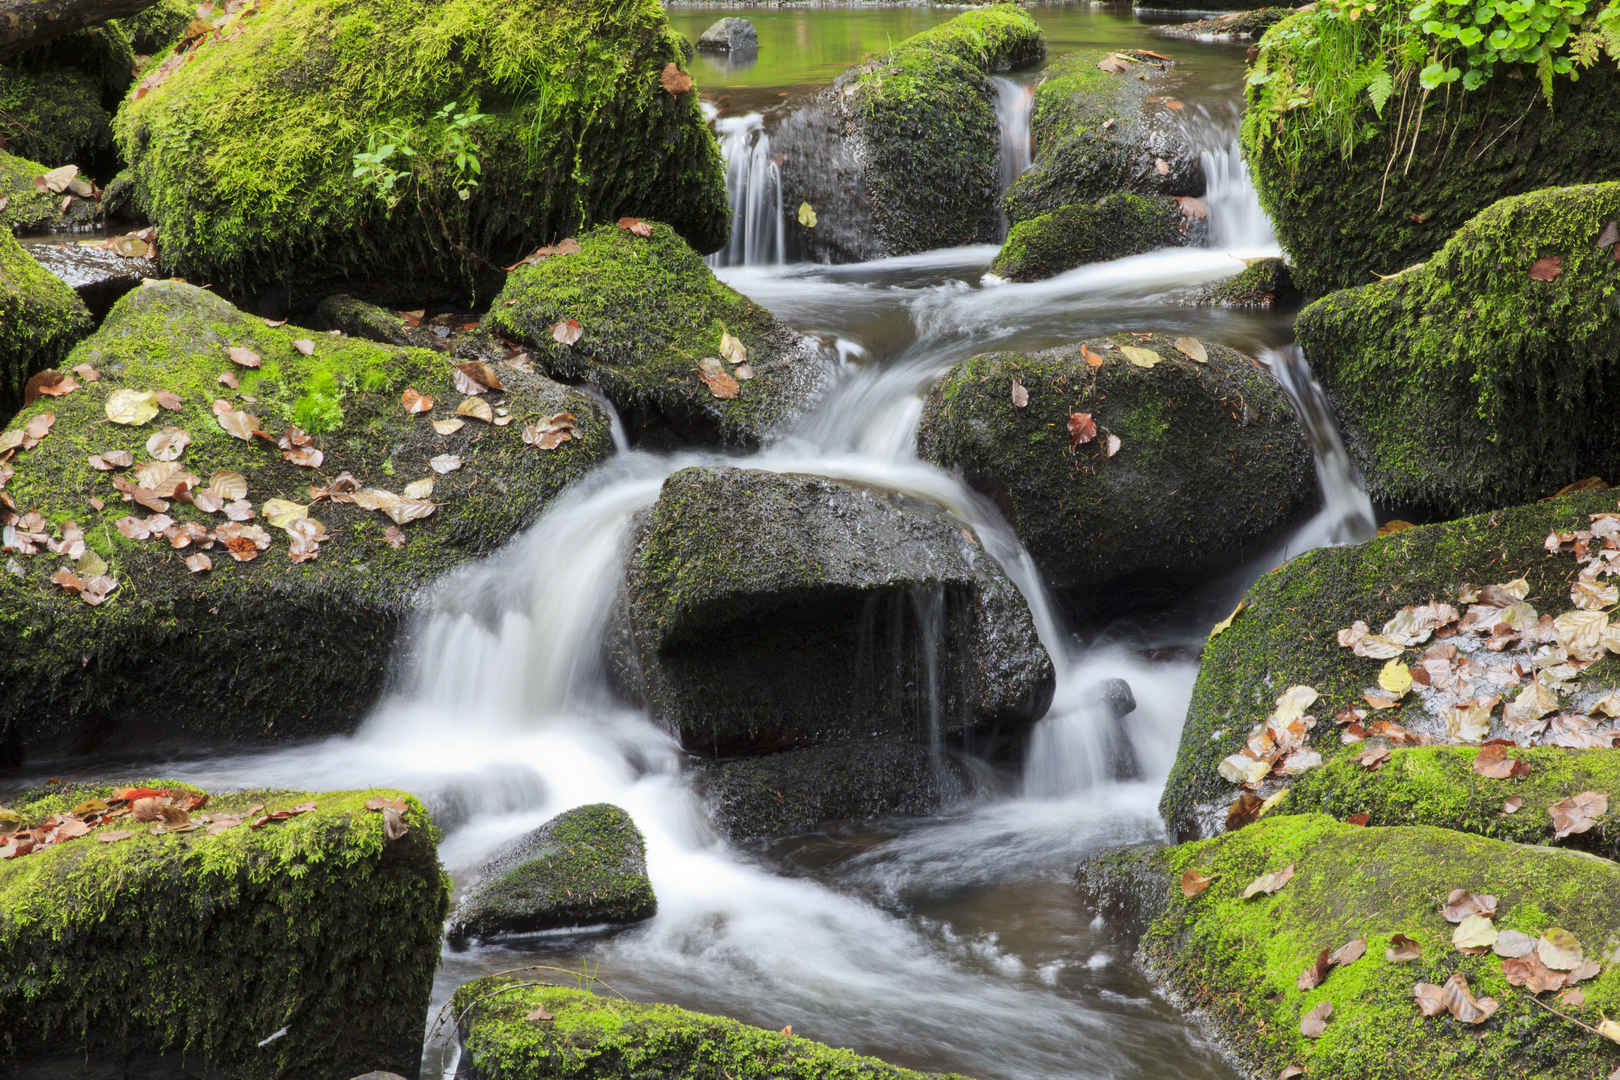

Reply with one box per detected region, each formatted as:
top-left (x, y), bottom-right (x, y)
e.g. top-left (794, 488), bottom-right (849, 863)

top-left (0, 26), bottom-right (134, 175)
top-left (486, 221), bottom-right (832, 447)
top-left (916, 332), bottom-right (1313, 616)
top-left (0, 783), bottom-right (449, 1077)
top-left (0, 151), bottom-right (64, 233)
top-left (989, 193), bottom-right (1194, 282)
top-left (116, 0), bottom-right (728, 298)
top-left (115, 0), bottom-right (196, 54)
top-left (0, 229), bottom-right (94, 416)
top-left (1198, 256), bottom-right (1300, 310)
top-left (1243, 7), bottom-right (1620, 296)
top-left (1295, 182), bottom-right (1620, 519)
top-left (453, 979), bottom-right (975, 1080)
top-left (0, 279), bottom-right (613, 764)
top-left (1088, 814), bottom-right (1620, 1080)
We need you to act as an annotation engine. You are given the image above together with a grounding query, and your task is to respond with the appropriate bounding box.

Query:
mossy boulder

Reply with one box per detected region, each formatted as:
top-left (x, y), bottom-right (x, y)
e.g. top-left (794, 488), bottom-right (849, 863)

top-left (0, 150), bottom-right (65, 233)
top-left (447, 803), bottom-right (654, 947)
top-left (115, 0), bottom-right (727, 299)
top-left (1198, 255), bottom-right (1299, 310)
top-left (621, 466), bottom-right (1055, 759)
top-left (1001, 50), bottom-right (1200, 229)
top-left (453, 978), bottom-right (974, 1080)
top-left (0, 279), bottom-right (612, 765)
top-left (1286, 746), bottom-right (1620, 861)
top-left (0, 782), bottom-right (448, 1078)
top-left (314, 292), bottom-right (414, 347)
top-left (988, 192), bottom-right (1197, 282)
top-left (0, 26), bottom-right (134, 176)
top-left (1079, 814), bottom-right (1620, 1080)
top-left (0, 229), bottom-right (93, 417)
top-left (116, 0), bottom-right (197, 54)
top-left (771, 5), bottom-right (1044, 263)
top-left (1295, 182), bottom-right (1620, 519)
top-left (916, 332), bottom-right (1313, 616)
top-left (697, 739), bottom-right (970, 842)
top-left (1243, 7), bottom-right (1620, 296)
top-left (1162, 485), bottom-right (1620, 840)
top-left (485, 222), bottom-right (833, 448)
top-left (1160, 7), bottom-right (1297, 42)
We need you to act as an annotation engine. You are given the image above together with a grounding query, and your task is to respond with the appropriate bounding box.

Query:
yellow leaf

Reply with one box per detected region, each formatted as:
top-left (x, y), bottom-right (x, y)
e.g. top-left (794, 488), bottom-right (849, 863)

top-left (455, 397), bottom-right (494, 423)
top-left (797, 201), bottom-right (817, 228)
top-left (105, 389), bottom-right (159, 426)
top-left (1598, 1017), bottom-right (1620, 1044)
top-left (262, 498), bottom-right (308, 531)
top-left (1378, 659), bottom-right (1413, 696)
top-left (1172, 336), bottom-right (1208, 363)
top-left (1120, 346), bottom-right (1163, 369)
top-left (719, 331), bottom-right (748, 366)
top-left (1210, 601), bottom-right (1245, 639)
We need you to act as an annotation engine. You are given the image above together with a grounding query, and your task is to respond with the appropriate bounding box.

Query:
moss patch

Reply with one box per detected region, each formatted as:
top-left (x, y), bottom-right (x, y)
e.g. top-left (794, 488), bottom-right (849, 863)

top-left (989, 193), bottom-right (1194, 282)
top-left (0, 150), bottom-right (63, 233)
top-left (0, 26), bottom-right (134, 176)
top-left (0, 229), bottom-right (94, 416)
top-left (115, 0), bottom-right (196, 54)
top-left (1198, 256), bottom-right (1300, 310)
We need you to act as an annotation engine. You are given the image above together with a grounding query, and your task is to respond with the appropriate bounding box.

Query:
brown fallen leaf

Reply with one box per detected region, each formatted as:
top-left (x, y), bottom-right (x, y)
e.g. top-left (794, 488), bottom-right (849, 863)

top-left (551, 318), bottom-right (582, 346)
top-left (1010, 378), bottom-right (1029, 408)
top-left (1068, 412), bottom-right (1097, 446)
top-left (697, 356), bottom-right (740, 400)
top-left (1501, 952), bottom-right (1565, 993)
top-left (1180, 868), bottom-right (1215, 897)
top-left (1549, 791), bottom-right (1606, 838)
top-left (660, 62), bottom-right (693, 95)
top-left (617, 216), bottom-right (654, 237)
top-left (1503, 796), bottom-right (1524, 814)
top-left (1297, 947), bottom-right (1330, 991)
top-left (1527, 256), bottom-right (1563, 282)
top-left (1299, 1001), bottom-right (1331, 1038)
top-left (1414, 981), bottom-right (1446, 1017)
top-left (1242, 863), bottom-right (1295, 899)
top-left (1441, 889), bottom-right (1497, 923)
top-left (1472, 743), bottom-right (1526, 780)
top-left (402, 387), bottom-right (433, 414)
top-left (1386, 933), bottom-right (1421, 963)
top-left (1328, 937), bottom-right (1366, 968)
top-left (1440, 972), bottom-right (1499, 1024)
top-left (227, 346), bottom-right (262, 368)
top-left (525, 1005), bottom-right (554, 1022)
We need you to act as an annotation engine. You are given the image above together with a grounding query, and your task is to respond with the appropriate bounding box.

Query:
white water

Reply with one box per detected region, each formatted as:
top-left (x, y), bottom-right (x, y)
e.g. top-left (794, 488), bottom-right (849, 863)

top-left (707, 113), bottom-right (785, 268)
top-left (991, 76), bottom-right (1035, 214)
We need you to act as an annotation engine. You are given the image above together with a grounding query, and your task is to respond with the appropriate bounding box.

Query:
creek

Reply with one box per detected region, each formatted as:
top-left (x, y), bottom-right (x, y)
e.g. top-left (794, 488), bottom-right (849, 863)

top-left (12, 9), bottom-right (1377, 1078)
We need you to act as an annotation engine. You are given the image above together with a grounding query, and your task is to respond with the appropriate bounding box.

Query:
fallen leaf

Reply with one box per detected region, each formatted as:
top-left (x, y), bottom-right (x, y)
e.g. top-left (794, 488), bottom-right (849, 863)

top-left (431, 418), bottom-right (464, 435)
top-left (145, 426), bottom-right (191, 461)
top-left (1329, 937), bottom-right (1367, 968)
top-left (1299, 1001), bottom-right (1331, 1038)
top-left (455, 397), bottom-right (494, 423)
top-left (720, 331), bottom-right (748, 365)
top-left (403, 478), bottom-right (434, 500)
top-left (1181, 868), bottom-right (1215, 897)
top-left (1209, 601), bottom-right (1245, 639)
top-left (697, 356), bottom-right (740, 399)
top-left (551, 319), bottom-right (582, 346)
top-left (1010, 378), bottom-right (1029, 408)
top-left (1297, 947), bottom-right (1331, 991)
top-left (429, 454), bottom-right (462, 474)
top-left (1503, 795), bottom-right (1524, 814)
top-left (1549, 791), bottom-right (1606, 839)
top-left (383, 525), bottom-right (407, 548)
top-left (1494, 929), bottom-right (1536, 958)
top-left (1378, 659), bottom-right (1413, 696)
top-left (1172, 336), bottom-right (1208, 363)
top-left (1501, 952), bottom-right (1565, 993)
top-left (797, 201), bottom-right (817, 228)
top-left (616, 216), bottom-right (654, 238)
top-left (227, 346), bottom-right (262, 368)
top-left (1242, 863), bottom-right (1295, 899)
top-left (402, 388), bottom-right (434, 414)
top-left (1068, 412), bottom-right (1097, 446)
top-left (1414, 981), bottom-right (1446, 1017)
top-left (1537, 928), bottom-right (1584, 971)
top-left (525, 1005), bottom-right (554, 1023)
top-left (1527, 256), bottom-right (1563, 282)
top-left (1121, 345), bottom-right (1163, 369)
top-left (1105, 433), bottom-right (1122, 458)
top-left (660, 62), bottom-right (693, 95)
top-left (185, 552), bottom-right (212, 573)
top-left (1387, 933), bottom-right (1421, 962)
top-left (1442, 889), bottom-right (1498, 923)
top-left (106, 389), bottom-right (160, 426)
top-left (1440, 972), bottom-right (1498, 1024)
top-left (453, 362), bottom-right (503, 395)
top-left (1452, 914), bottom-right (1498, 951)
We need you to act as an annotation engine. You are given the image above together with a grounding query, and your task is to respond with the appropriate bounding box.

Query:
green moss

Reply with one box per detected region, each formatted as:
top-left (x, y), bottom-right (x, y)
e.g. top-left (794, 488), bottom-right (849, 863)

top-left (1286, 746), bottom-right (1620, 858)
top-left (0, 150), bottom-right (62, 233)
top-left (115, 0), bottom-right (197, 54)
top-left (0, 782), bottom-right (448, 1077)
top-left (1243, 7), bottom-right (1620, 296)
top-left (0, 229), bottom-right (94, 415)
top-left (0, 26), bottom-right (134, 175)
top-left (314, 292), bottom-right (412, 346)
top-left (0, 279), bottom-right (612, 763)
top-left (453, 979), bottom-right (973, 1080)
top-left (1124, 814), bottom-right (1620, 1079)
top-left (989, 193), bottom-right (1191, 282)
top-left (1199, 257), bottom-right (1301, 310)
top-left (1295, 182), bottom-right (1620, 517)
top-left (116, 0), bottom-right (727, 298)
top-left (897, 3), bottom-right (1044, 72)
top-left (915, 333), bottom-right (1313, 614)
top-left (1163, 485), bottom-right (1620, 838)
top-left (486, 221), bottom-right (827, 447)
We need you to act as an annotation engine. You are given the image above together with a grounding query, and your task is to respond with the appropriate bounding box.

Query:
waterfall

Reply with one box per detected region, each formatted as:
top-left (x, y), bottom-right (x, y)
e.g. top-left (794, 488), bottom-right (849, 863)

top-left (707, 113), bottom-right (785, 268)
top-left (990, 76), bottom-right (1034, 198)
top-left (1200, 137), bottom-right (1274, 250)
top-left (1263, 345), bottom-right (1378, 548)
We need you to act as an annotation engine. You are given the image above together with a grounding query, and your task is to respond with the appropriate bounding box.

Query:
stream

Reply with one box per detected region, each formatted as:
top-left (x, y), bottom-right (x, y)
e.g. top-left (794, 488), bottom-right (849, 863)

top-left (12, 9), bottom-right (1379, 1078)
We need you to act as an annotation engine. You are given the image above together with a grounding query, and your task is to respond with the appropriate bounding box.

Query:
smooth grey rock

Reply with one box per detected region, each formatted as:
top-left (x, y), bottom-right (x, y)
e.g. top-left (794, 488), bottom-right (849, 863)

top-left (696, 16), bottom-right (758, 53)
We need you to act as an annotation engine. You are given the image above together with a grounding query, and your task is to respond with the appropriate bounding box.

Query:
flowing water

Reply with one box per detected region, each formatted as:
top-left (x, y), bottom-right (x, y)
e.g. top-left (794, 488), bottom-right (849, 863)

top-left (7, 11), bottom-right (1379, 1079)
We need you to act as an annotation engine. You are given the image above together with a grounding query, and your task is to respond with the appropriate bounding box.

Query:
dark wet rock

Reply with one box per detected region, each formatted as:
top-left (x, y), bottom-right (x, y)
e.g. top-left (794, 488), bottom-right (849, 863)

top-left (0, 25), bottom-right (133, 177)
top-left (622, 466), bottom-right (1056, 759)
top-left (989, 192), bottom-right (1200, 282)
top-left (1091, 677), bottom-right (1142, 781)
top-left (1002, 49), bottom-right (1201, 228)
top-left (313, 293), bottom-right (414, 347)
top-left (772, 5), bottom-right (1044, 263)
top-left (447, 803), bottom-right (655, 947)
top-left (0, 279), bottom-right (613, 766)
top-left (1295, 182), bottom-right (1620, 518)
top-left (1158, 6), bottom-right (1296, 39)
top-left (1074, 841), bottom-right (1170, 938)
top-left (18, 235), bottom-right (155, 320)
top-left (696, 16), bottom-right (758, 53)
top-left (486, 221), bottom-right (834, 448)
top-left (1197, 256), bottom-right (1299, 310)
top-left (1, 229), bottom-right (93, 417)
top-left (698, 739), bottom-right (972, 841)
top-left (0, 782), bottom-right (447, 1079)
top-left (917, 331), bottom-right (1313, 618)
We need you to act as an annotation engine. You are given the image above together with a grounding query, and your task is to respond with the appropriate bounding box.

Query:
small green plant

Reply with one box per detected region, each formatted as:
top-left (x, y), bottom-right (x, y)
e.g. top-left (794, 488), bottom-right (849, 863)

top-left (351, 100), bottom-right (492, 211)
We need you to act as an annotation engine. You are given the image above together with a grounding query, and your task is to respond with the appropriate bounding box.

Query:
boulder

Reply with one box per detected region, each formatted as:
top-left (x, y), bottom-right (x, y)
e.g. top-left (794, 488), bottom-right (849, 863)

top-left (484, 221), bottom-right (834, 448)
top-left (0, 781), bottom-right (447, 1078)
top-left (1, 150), bottom-right (66, 233)
top-left (19, 233), bottom-right (156, 319)
top-left (0, 279), bottom-right (613, 765)
top-left (621, 466), bottom-right (1056, 758)
top-left (0, 25), bottom-right (133, 176)
top-left (916, 332), bottom-right (1314, 616)
top-left (314, 293), bottom-right (415, 347)
top-left (1161, 485), bottom-right (1620, 841)
top-left (454, 978), bottom-right (973, 1080)
top-left (0, 229), bottom-right (94, 417)
top-left (772, 5), bottom-right (1044, 263)
top-left (988, 192), bottom-right (1199, 282)
top-left (447, 803), bottom-right (654, 947)
top-left (1197, 255), bottom-right (1299, 310)
top-left (696, 17), bottom-right (757, 54)
top-left (1080, 814), bottom-right (1620, 1080)
top-left (1295, 182), bottom-right (1620, 519)
top-left (116, 0), bottom-right (728, 298)
top-left (1159, 7), bottom-right (1296, 42)
top-left (1092, 677), bottom-right (1142, 781)
top-left (1243, 7), bottom-right (1620, 296)
top-left (1002, 49), bottom-right (1200, 229)
top-left (697, 739), bottom-right (971, 842)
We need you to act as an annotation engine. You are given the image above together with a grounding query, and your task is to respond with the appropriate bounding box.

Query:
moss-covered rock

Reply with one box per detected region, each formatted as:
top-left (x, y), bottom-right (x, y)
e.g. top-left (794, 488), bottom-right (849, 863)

top-left (116, 0), bottom-right (197, 54)
top-left (697, 739), bottom-right (970, 842)
top-left (772, 5), bottom-right (1044, 263)
top-left (988, 192), bottom-right (1196, 282)
top-left (447, 803), bottom-right (654, 947)
top-left (1001, 50), bottom-right (1200, 229)
top-left (1197, 255), bottom-right (1299, 310)
top-left (0, 279), bottom-right (613, 765)
top-left (0, 150), bottom-right (65, 233)
top-left (1159, 7), bottom-right (1297, 42)
top-left (0, 782), bottom-right (448, 1077)
top-left (916, 332), bottom-right (1313, 616)
top-left (1243, 7), bottom-right (1620, 296)
top-left (455, 979), bottom-right (974, 1080)
top-left (1081, 814), bottom-right (1620, 1080)
top-left (1286, 746), bottom-right (1620, 860)
top-left (1295, 182), bottom-right (1620, 518)
top-left (116, 0), bottom-right (727, 298)
top-left (622, 466), bottom-right (1055, 758)
top-left (0, 229), bottom-right (94, 417)
top-left (1162, 486), bottom-right (1620, 840)
top-left (0, 26), bottom-right (134, 176)
top-left (485, 222), bottom-right (833, 448)
top-left (314, 292), bottom-right (414, 347)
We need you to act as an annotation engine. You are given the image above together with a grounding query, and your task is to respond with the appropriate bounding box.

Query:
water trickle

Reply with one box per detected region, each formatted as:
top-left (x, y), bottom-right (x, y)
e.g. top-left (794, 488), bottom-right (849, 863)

top-left (990, 76), bottom-right (1034, 202)
top-left (1199, 136), bottom-right (1273, 250)
top-left (1264, 344), bottom-right (1377, 548)
top-left (707, 113), bottom-right (785, 268)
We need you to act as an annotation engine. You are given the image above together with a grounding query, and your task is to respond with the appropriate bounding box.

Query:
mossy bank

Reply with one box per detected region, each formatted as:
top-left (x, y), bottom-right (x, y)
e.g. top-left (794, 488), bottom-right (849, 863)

top-left (0, 229), bottom-right (94, 416)
top-left (989, 193), bottom-right (1196, 282)
top-left (0, 25), bottom-right (134, 176)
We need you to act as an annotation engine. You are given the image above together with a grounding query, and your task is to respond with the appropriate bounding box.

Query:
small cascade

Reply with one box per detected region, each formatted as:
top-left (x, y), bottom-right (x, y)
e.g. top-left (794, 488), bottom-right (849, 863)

top-left (1264, 345), bottom-right (1377, 547)
top-left (990, 77), bottom-right (1034, 198)
top-left (707, 113), bottom-right (785, 268)
top-left (1199, 136), bottom-right (1273, 250)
